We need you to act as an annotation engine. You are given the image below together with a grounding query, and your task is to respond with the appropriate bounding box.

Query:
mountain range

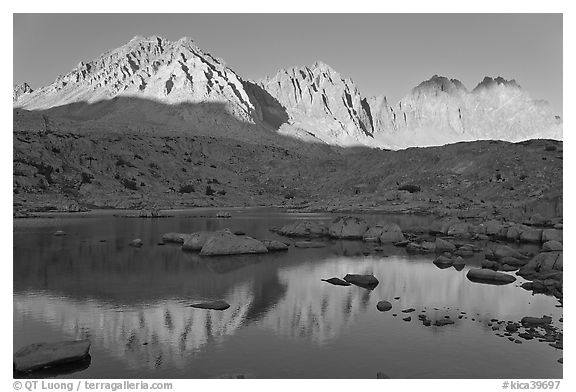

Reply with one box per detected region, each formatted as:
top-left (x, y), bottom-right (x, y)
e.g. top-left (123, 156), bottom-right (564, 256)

top-left (13, 35), bottom-right (562, 149)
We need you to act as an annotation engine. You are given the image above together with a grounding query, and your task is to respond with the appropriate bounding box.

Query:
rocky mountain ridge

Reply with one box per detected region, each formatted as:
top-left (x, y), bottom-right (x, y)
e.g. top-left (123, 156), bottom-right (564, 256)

top-left (14, 35), bottom-right (562, 149)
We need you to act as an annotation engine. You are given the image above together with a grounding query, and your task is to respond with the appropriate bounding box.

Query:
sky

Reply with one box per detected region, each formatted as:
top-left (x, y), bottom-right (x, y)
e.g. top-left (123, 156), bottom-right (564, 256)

top-left (13, 13), bottom-right (563, 115)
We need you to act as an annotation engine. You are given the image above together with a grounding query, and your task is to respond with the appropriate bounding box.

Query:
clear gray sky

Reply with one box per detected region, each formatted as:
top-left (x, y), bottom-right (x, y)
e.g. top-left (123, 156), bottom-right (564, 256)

top-left (13, 13), bottom-right (563, 115)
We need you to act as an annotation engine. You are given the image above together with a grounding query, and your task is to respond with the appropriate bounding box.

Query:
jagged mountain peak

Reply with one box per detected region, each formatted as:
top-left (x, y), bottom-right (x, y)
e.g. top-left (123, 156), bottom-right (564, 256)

top-left (473, 76), bottom-right (521, 92)
top-left (412, 75), bottom-right (469, 95)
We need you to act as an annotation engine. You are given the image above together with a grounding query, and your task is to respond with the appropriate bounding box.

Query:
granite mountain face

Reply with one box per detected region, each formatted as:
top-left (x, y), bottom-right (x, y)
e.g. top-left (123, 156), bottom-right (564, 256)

top-left (14, 36), bottom-right (562, 149)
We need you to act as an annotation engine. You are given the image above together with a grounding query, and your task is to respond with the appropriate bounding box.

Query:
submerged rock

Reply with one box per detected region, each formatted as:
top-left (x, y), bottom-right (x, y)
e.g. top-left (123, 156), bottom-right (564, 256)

top-left (262, 239), bottom-right (289, 251)
top-left (376, 300), bottom-right (393, 312)
top-left (343, 274), bottom-right (379, 289)
top-left (328, 216), bottom-right (368, 239)
top-left (199, 230), bottom-right (268, 256)
top-left (190, 300), bottom-right (230, 310)
top-left (161, 232), bottom-right (191, 244)
top-left (182, 231), bottom-right (213, 251)
top-left (294, 241), bottom-right (326, 248)
top-left (466, 268), bottom-right (516, 285)
top-left (14, 340), bottom-right (91, 373)
top-left (435, 319), bottom-right (455, 326)
top-left (322, 277), bottom-right (351, 286)
top-left (129, 238), bottom-right (143, 247)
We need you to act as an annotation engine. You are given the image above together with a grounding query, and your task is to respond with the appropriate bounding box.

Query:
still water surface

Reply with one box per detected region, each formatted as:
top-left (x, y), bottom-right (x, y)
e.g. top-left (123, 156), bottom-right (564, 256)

top-left (13, 208), bottom-right (563, 378)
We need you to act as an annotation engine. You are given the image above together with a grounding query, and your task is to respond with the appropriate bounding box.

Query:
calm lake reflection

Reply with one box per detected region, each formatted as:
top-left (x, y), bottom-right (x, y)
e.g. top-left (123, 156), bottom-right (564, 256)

top-left (13, 208), bottom-right (562, 378)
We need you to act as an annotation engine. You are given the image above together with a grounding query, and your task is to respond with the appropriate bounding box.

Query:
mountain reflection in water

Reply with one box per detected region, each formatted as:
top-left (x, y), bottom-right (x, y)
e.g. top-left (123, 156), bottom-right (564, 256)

top-left (13, 210), bottom-right (562, 378)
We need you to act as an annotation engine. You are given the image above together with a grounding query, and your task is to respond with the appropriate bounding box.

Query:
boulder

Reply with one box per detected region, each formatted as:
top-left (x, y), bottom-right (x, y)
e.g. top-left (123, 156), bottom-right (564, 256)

top-left (216, 211), bottom-right (231, 218)
top-left (492, 245), bottom-right (525, 260)
top-left (294, 241), bottom-right (326, 248)
top-left (454, 246), bottom-right (474, 257)
top-left (499, 256), bottom-right (528, 267)
top-left (484, 220), bottom-right (506, 236)
top-left (14, 340), bottom-right (91, 373)
top-left (433, 255), bottom-right (454, 268)
top-left (542, 229), bottom-right (562, 243)
top-left (161, 232), bottom-right (191, 244)
top-left (376, 301), bottom-right (393, 312)
top-left (328, 216), bottom-right (368, 239)
top-left (276, 220), bottom-right (327, 237)
top-left (129, 239), bottom-right (143, 247)
top-left (322, 277), bottom-right (351, 286)
top-left (190, 300), bottom-right (230, 310)
top-left (53, 230), bottom-right (66, 236)
top-left (466, 268), bottom-right (516, 285)
top-left (182, 231), bottom-right (213, 251)
top-left (481, 259), bottom-right (499, 270)
top-left (447, 222), bottom-right (471, 237)
top-left (506, 225), bottom-right (529, 241)
top-left (435, 237), bottom-right (456, 252)
top-left (542, 240), bottom-right (563, 252)
top-left (364, 222), bottom-right (404, 243)
top-left (518, 252), bottom-right (562, 278)
top-left (199, 230), bottom-right (268, 256)
top-left (343, 274), bottom-right (379, 289)
top-left (262, 240), bottom-right (289, 251)
top-left (519, 229), bottom-right (543, 243)
top-left (435, 319), bottom-right (455, 326)
top-left (521, 316), bottom-right (552, 326)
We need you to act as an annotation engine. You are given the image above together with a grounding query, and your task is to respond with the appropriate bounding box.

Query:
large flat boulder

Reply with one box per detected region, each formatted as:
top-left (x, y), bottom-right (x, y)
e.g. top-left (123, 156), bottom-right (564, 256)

top-left (14, 340), bottom-right (91, 373)
top-left (466, 268), bottom-right (516, 285)
top-left (328, 216), bottom-right (368, 239)
top-left (199, 230), bottom-right (268, 256)
top-left (182, 231), bottom-right (214, 251)
top-left (518, 252), bottom-right (563, 278)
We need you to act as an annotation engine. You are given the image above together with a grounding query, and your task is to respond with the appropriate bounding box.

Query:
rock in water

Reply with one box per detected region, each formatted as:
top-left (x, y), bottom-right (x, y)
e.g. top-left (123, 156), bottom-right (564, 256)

top-left (435, 237), bottom-right (456, 252)
top-left (262, 239), bottom-right (289, 251)
top-left (190, 300), bottom-right (230, 310)
top-left (129, 239), bottom-right (143, 247)
top-left (520, 316), bottom-right (552, 326)
top-left (275, 220), bottom-right (328, 238)
top-left (161, 232), bottom-right (191, 244)
top-left (199, 230), bottom-right (268, 256)
top-left (328, 216), bottom-right (368, 239)
top-left (378, 223), bottom-right (405, 243)
top-left (376, 301), bottom-right (393, 312)
top-left (343, 274), bottom-right (379, 289)
top-left (14, 340), bottom-right (91, 373)
top-left (53, 230), bottom-right (66, 236)
top-left (294, 241), bottom-right (326, 248)
top-left (182, 231), bottom-right (213, 251)
top-left (466, 268), bottom-right (516, 285)
top-left (322, 277), bottom-right (351, 286)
